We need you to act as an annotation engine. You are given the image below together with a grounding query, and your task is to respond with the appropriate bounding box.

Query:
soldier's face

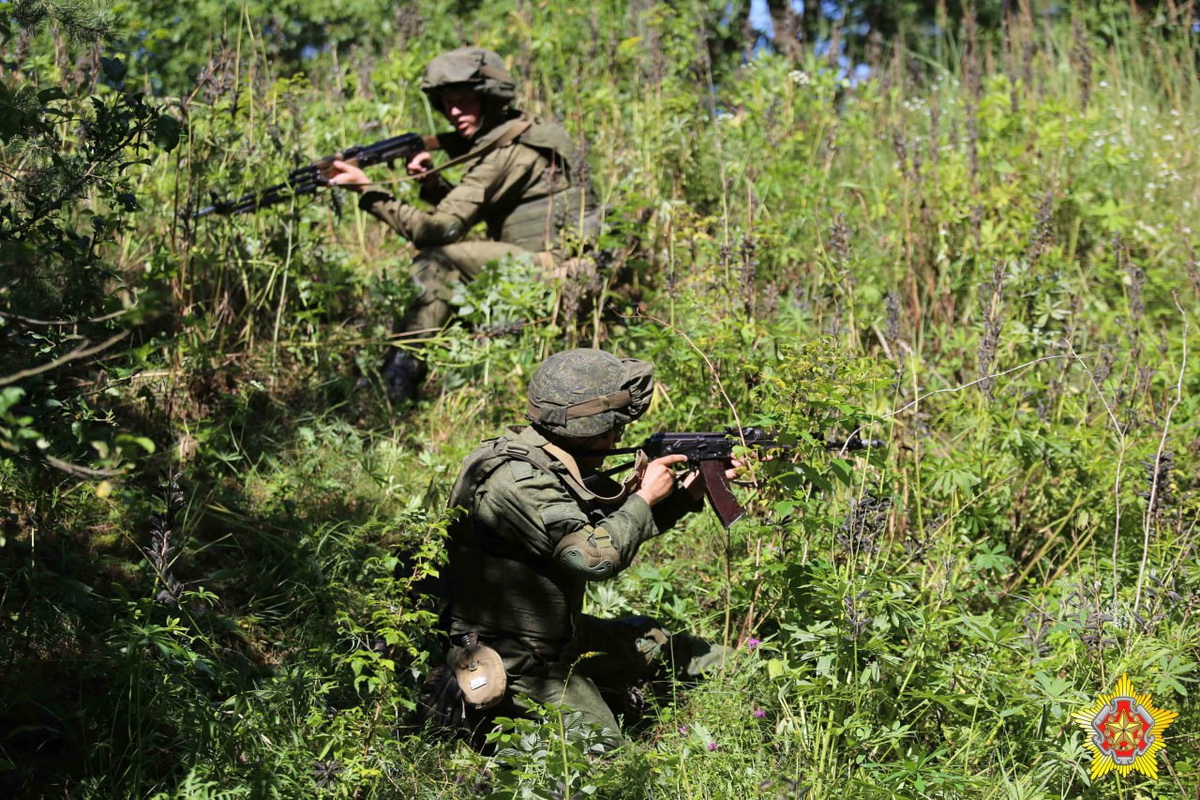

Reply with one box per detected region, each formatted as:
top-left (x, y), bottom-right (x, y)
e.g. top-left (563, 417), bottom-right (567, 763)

top-left (441, 89), bottom-right (484, 138)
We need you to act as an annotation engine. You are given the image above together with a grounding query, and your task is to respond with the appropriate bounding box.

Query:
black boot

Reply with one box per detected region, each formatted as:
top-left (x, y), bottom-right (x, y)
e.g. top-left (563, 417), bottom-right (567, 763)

top-left (380, 349), bottom-right (428, 406)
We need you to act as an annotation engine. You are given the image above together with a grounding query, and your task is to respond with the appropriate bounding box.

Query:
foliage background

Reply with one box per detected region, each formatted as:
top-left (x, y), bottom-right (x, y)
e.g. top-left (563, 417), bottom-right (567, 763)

top-left (1, 0), bottom-right (1198, 797)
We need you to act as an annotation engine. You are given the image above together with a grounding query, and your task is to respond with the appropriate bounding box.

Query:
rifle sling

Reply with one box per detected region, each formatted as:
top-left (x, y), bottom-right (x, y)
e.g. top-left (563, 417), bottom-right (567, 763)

top-left (598, 459), bottom-right (637, 477)
top-left (349, 117), bottom-right (534, 188)
top-left (539, 442), bottom-right (632, 504)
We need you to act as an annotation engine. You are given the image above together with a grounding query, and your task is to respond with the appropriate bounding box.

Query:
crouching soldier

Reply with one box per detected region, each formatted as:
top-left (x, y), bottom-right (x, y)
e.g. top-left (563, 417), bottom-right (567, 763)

top-left (328, 48), bottom-right (601, 406)
top-left (424, 348), bottom-right (729, 749)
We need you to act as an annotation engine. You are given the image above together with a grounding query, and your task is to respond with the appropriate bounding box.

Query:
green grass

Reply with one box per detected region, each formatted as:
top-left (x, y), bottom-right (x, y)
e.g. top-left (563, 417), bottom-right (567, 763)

top-left (1, 1), bottom-right (1199, 797)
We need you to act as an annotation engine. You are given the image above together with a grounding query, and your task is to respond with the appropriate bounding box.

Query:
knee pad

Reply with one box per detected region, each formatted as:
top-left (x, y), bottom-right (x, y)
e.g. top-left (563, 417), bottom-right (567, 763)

top-left (412, 248), bottom-right (461, 299)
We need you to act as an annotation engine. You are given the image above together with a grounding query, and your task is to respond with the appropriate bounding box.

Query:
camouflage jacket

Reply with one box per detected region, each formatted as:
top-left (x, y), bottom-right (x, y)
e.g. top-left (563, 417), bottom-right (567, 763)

top-left (358, 112), bottom-right (599, 254)
top-left (444, 426), bottom-right (699, 651)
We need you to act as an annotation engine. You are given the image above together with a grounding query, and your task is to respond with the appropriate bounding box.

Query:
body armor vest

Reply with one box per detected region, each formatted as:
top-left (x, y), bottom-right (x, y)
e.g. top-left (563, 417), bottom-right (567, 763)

top-left (445, 427), bottom-right (613, 647)
top-left (453, 114), bottom-right (601, 253)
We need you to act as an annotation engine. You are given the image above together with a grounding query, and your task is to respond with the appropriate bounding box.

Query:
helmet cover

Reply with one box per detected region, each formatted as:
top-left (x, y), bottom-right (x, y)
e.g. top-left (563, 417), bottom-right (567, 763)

top-left (421, 47), bottom-right (518, 103)
top-left (526, 349), bottom-right (654, 438)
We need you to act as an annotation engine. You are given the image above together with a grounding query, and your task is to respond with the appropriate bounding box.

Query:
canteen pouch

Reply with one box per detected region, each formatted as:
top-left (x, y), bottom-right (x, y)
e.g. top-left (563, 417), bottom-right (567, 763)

top-left (449, 632), bottom-right (507, 710)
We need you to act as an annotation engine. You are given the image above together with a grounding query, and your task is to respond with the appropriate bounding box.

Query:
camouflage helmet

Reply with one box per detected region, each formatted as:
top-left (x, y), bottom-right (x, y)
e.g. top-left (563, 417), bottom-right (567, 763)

top-left (526, 349), bottom-right (654, 439)
top-left (420, 47), bottom-right (518, 104)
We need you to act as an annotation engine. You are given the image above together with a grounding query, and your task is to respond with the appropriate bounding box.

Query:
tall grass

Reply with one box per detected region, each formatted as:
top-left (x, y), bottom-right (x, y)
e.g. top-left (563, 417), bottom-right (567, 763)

top-left (2, 1), bottom-right (1198, 797)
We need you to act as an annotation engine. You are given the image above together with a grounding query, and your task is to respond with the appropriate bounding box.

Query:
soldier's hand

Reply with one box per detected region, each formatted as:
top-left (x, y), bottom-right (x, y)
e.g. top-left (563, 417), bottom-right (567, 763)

top-left (727, 456), bottom-right (746, 480)
top-left (406, 151), bottom-right (437, 185)
top-left (325, 160), bottom-right (370, 192)
top-left (677, 468), bottom-right (706, 500)
top-left (636, 454), bottom-right (688, 507)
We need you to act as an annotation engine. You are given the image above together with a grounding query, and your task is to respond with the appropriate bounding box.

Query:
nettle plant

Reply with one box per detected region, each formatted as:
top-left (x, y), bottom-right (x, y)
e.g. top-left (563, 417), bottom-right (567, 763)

top-left (749, 339), bottom-right (888, 519)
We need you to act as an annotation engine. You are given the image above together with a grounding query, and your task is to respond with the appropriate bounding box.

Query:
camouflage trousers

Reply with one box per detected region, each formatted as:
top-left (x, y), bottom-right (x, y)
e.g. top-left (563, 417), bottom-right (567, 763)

top-left (398, 242), bottom-right (550, 335)
top-left (398, 242), bottom-right (600, 336)
top-left (481, 615), bottom-right (727, 749)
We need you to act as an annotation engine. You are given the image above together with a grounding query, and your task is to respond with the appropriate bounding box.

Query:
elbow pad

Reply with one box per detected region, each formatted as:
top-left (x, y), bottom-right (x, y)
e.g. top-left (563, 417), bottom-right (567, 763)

top-left (414, 212), bottom-right (465, 246)
top-left (554, 526), bottom-right (621, 580)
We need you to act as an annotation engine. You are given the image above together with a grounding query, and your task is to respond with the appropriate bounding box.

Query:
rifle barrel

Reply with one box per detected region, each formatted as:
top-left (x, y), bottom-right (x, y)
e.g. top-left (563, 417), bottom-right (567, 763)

top-left (593, 429), bottom-right (884, 467)
top-left (190, 131), bottom-right (432, 218)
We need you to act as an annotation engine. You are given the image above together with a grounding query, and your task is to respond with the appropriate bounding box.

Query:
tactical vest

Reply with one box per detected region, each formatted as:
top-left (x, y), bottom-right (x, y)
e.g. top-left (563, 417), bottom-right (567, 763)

top-left (469, 115), bottom-right (601, 253)
top-left (445, 426), bottom-right (617, 648)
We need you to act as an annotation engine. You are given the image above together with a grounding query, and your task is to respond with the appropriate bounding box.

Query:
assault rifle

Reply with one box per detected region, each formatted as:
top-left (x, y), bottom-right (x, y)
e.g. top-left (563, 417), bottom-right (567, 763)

top-left (600, 427), bottom-right (884, 528)
top-left (192, 132), bottom-right (441, 218)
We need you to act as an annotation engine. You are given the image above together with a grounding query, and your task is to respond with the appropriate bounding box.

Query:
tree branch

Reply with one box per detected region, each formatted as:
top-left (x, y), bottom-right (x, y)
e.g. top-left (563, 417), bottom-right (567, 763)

top-left (0, 330), bottom-right (129, 387)
top-left (0, 305), bottom-right (134, 327)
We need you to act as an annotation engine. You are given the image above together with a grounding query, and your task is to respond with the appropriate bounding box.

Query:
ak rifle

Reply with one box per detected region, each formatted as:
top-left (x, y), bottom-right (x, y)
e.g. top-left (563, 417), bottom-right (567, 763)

top-left (192, 132), bottom-right (441, 218)
top-left (601, 427), bottom-right (884, 529)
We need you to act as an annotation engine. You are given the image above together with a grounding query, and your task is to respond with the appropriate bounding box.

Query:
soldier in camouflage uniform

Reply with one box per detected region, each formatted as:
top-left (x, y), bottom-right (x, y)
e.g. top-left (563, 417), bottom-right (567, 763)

top-left (439, 349), bottom-right (729, 748)
top-left (328, 48), bottom-right (601, 405)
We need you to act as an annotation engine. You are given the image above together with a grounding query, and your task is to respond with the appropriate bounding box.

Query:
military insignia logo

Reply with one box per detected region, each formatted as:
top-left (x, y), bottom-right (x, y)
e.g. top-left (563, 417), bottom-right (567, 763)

top-left (1072, 673), bottom-right (1178, 780)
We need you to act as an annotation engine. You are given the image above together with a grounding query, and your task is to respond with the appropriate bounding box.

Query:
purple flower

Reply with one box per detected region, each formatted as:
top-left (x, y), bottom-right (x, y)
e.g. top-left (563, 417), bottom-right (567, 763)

top-left (753, 708), bottom-right (766, 718)
top-left (678, 726), bottom-right (687, 735)
top-left (744, 637), bottom-right (761, 651)
top-left (707, 742), bottom-right (719, 751)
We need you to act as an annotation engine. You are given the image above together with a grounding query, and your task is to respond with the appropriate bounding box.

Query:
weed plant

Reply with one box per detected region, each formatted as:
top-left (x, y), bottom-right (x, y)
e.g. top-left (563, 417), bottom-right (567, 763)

top-left (1, 1), bottom-right (1199, 797)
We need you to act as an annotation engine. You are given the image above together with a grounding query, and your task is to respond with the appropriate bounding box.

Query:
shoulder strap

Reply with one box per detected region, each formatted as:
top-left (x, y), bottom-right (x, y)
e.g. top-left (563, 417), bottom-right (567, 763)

top-left (341, 117), bottom-right (535, 194)
top-left (429, 116), bottom-right (532, 176)
top-left (450, 427), bottom-right (637, 517)
top-left (511, 427), bottom-right (636, 505)
top-left (446, 435), bottom-right (512, 513)
top-left (538, 441), bottom-right (630, 503)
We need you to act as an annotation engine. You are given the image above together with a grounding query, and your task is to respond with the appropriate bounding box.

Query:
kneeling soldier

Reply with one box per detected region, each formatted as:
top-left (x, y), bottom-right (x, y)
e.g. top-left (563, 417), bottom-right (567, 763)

top-left (328, 48), bottom-right (601, 406)
top-left (436, 348), bottom-right (729, 747)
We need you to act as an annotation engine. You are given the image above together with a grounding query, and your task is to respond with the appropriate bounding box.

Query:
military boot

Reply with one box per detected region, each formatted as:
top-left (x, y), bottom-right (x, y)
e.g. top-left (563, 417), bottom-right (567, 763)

top-left (380, 349), bottom-right (428, 406)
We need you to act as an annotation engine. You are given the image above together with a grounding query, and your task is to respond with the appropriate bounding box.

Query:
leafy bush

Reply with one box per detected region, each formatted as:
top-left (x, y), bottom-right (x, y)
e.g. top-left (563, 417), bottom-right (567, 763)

top-left (2, 1), bottom-right (1199, 798)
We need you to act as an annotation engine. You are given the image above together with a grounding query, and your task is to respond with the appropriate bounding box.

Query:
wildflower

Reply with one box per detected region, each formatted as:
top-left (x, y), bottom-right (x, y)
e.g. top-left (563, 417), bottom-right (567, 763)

top-left (753, 708), bottom-right (766, 719)
top-left (311, 760), bottom-right (343, 789)
top-left (678, 726), bottom-right (687, 736)
top-left (744, 637), bottom-right (761, 651)
top-left (707, 741), bottom-right (719, 751)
